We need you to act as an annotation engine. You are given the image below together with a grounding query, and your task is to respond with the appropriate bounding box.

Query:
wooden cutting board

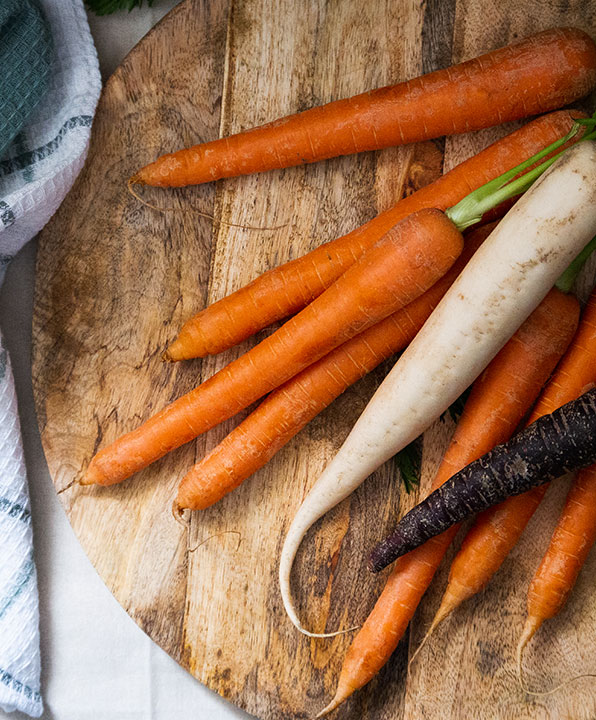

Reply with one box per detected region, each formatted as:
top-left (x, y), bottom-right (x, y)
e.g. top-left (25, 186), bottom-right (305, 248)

top-left (32, 1), bottom-right (596, 718)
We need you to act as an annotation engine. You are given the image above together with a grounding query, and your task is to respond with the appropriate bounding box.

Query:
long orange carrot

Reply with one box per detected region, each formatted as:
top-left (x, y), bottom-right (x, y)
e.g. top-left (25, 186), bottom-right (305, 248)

top-left (165, 110), bottom-right (581, 360)
top-left (176, 225), bottom-right (494, 510)
top-left (429, 289), bottom-right (596, 636)
top-left (317, 287), bottom-right (580, 716)
top-left (518, 294), bottom-right (596, 660)
top-left (133, 28), bottom-right (596, 190)
top-left (83, 209), bottom-right (462, 486)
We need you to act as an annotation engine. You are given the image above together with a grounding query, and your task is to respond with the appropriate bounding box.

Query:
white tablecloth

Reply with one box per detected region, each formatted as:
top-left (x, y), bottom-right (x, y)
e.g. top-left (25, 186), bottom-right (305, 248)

top-left (0, 6), bottom-right (252, 718)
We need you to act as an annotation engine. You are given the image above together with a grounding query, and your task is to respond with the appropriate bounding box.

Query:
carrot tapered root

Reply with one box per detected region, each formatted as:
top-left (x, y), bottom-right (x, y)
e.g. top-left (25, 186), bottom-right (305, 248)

top-left (516, 616), bottom-right (541, 693)
top-left (315, 682), bottom-right (354, 718)
top-left (516, 615), bottom-right (596, 697)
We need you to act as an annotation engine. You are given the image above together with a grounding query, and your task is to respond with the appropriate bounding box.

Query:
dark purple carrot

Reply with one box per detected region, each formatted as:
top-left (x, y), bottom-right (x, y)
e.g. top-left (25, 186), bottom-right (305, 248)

top-left (369, 387), bottom-right (596, 572)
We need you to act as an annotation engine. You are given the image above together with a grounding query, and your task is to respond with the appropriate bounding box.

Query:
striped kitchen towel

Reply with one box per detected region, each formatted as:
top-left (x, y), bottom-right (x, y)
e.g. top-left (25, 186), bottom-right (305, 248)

top-left (0, 0), bottom-right (101, 715)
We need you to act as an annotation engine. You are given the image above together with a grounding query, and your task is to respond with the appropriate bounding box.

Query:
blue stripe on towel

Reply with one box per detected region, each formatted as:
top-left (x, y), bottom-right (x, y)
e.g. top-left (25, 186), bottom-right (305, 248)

top-left (0, 115), bottom-right (93, 177)
top-left (0, 202), bottom-right (15, 227)
top-left (0, 498), bottom-right (31, 524)
top-left (0, 554), bottom-right (34, 621)
top-left (0, 666), bottom-right (41, 705)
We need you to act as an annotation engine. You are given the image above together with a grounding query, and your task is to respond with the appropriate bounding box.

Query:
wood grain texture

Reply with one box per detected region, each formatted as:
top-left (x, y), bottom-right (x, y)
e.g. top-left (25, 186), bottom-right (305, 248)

top-left (32, 1), bottom-right (596, 718)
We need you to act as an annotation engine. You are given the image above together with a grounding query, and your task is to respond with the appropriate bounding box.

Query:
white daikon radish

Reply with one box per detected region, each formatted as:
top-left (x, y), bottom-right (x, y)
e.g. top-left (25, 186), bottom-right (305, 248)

top-left (280, 140), bottom-right (596, 635)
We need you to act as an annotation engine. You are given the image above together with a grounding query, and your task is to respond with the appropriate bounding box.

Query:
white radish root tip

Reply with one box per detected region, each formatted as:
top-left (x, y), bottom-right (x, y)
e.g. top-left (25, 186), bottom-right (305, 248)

top-left (279, 503), bottom-right (360, 638)
top-left (294, 624), bottom-right (360, 640)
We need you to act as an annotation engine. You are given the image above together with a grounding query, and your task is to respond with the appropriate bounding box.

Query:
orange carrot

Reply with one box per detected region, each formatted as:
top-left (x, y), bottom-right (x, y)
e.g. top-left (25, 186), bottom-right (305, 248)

top-left (430, 289), bottom-right (596, 636)
top-left (177, 225), bottom-right (494, 510)
top-left (134, 28), bottom-right (596, 190)
top-left (83, 209), bottom-right (462, 486)
top-left (317, 288), bottom-right (580, 716)
top-left (517, 294), bottom-right (596, 660)
top-left (165, 110), bottom-right (581, 360)
top-left (520, 465), bottom-right (596, 653)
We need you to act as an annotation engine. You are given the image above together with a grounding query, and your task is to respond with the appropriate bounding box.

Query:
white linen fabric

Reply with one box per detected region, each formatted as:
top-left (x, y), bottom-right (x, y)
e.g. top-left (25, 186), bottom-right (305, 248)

top-left (0, 1), bottom-right (100, 715)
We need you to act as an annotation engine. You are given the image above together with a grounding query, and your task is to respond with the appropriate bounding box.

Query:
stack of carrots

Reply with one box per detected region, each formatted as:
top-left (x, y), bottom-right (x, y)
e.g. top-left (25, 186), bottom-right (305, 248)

top-left (81, 25), bottom-right (596, 715)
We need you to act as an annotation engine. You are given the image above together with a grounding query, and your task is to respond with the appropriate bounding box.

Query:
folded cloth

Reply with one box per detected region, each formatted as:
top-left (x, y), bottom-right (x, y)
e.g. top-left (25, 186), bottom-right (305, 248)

top-left (0, 343), bottom-right (42, 717)
top-left (0, 0), bottom-right (53, 159)
top-left (0, 0), bottom-right (101, 715)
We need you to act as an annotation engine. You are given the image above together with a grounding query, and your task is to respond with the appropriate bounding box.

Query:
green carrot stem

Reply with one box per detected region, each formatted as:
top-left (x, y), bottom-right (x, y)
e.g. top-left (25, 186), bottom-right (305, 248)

top-left (446, 112), bottom-right (596, 231)
top-left (556, 235), bottom-right (596, 294)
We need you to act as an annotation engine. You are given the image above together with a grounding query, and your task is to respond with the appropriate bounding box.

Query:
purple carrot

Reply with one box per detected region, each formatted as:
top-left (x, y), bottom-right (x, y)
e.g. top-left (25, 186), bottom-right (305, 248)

top-left (369, 388), bottom-right (596, 573)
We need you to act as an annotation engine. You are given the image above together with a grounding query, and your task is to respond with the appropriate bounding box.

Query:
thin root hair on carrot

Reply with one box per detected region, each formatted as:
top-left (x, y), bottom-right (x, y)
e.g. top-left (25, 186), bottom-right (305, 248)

top-left (516, 634), bottom-right (596, 697)
top-left (126, 178), bottom-right (288, 231)
top-left (407, 617), bottom-right (442, 671)
top-left (188, 530), bottom-right (243, 553)
top-left (57, 478), bottom-right (79, 494)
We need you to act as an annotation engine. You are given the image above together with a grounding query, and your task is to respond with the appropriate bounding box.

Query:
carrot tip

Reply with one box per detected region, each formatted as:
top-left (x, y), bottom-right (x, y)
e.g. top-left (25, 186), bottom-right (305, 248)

top-left (128, 173), bottom-right (144, 186)
top-left (56, 477), bottom-right (81, 495)
top-left (80, 465), bottom-right (101, 486)
top-left (516, 616), bottom-right (541, 694)
top-left (162, 337), bottom-right (189, 362)
top-left (315, 693), bottom-right (345, 718)
top-left (426, 594), bottom-right (453, 635)
top-left (171, 500), bottom-right (189, 529)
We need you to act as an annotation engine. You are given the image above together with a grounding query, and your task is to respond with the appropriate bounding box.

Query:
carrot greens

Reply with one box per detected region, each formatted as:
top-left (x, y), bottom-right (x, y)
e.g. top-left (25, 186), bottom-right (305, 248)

top-left (446, 111), bottom-right (596, 231)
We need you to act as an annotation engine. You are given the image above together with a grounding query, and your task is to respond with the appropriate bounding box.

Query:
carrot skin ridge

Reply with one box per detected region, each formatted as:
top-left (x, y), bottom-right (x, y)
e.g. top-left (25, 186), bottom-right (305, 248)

top-left (435, 290), bottom-right (596, 620)
top-left (176, 225), bottom-right (493, 510)
top-left (165, 110), bottom-right (581, 360)
top-left (84, 210), bottom-right (462, 486)
top-left (318, 287), bottom-right (579, 711)
top-left (136, 28), bottom-right (596, 188)
top-left (370, 388), bottom-right (596, 570)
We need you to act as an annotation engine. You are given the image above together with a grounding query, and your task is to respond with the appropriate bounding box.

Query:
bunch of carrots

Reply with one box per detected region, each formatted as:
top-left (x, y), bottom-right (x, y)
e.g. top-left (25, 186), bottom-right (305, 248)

top-left (82, 26), bottom-right (596, 715)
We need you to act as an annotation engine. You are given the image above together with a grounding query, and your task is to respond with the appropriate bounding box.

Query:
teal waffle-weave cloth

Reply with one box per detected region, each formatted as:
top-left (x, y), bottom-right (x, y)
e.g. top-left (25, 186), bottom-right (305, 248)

top-left (0, 0), bottom-right (53, 160)
top-left (0, 0), bottom-right (100, 715)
